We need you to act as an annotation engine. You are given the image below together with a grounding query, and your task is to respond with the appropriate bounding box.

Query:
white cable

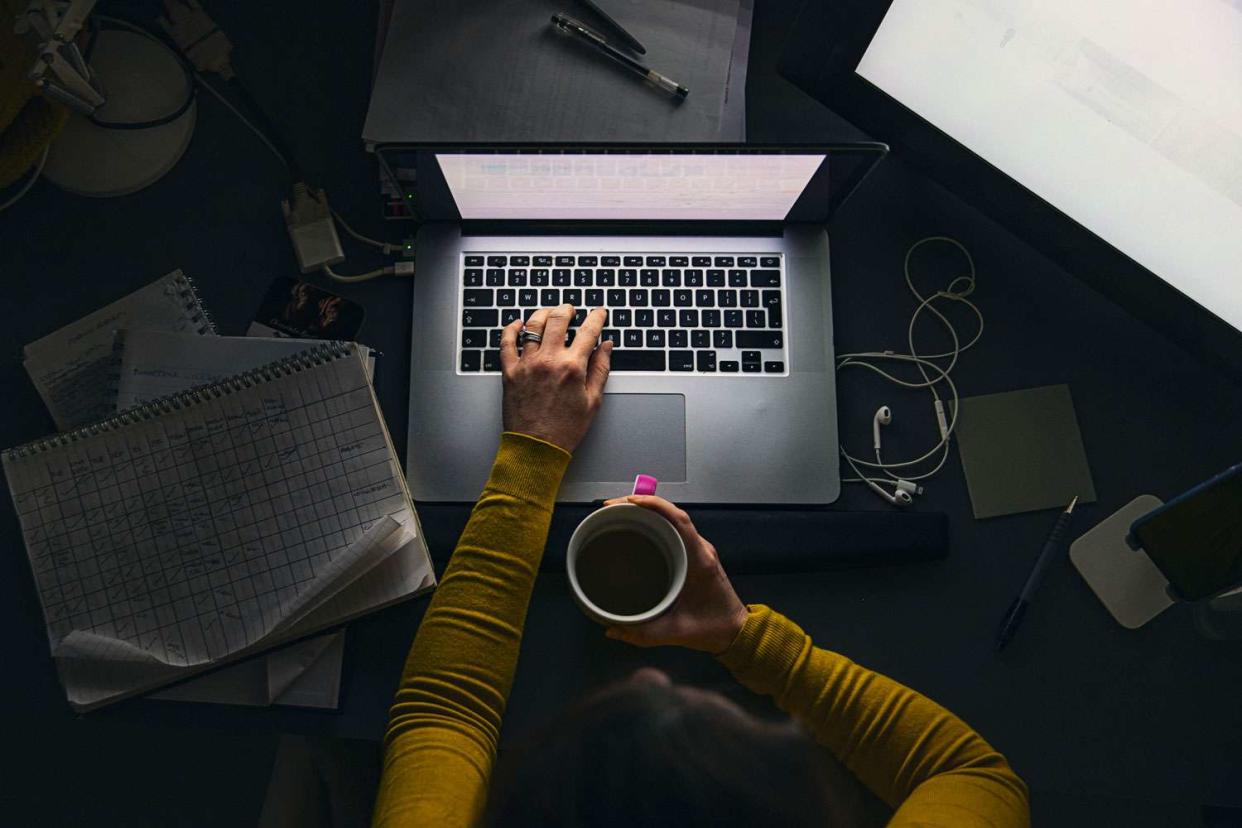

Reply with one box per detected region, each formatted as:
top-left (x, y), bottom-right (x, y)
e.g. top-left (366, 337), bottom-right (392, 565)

top-left (0, 145), bottom-right (50, 212)
top-left (323, 261), bottom-right (414, 284)
top-left (837, 236), bottom-right (983, 497)
top-left (330, 207), bottom-right (398, 255)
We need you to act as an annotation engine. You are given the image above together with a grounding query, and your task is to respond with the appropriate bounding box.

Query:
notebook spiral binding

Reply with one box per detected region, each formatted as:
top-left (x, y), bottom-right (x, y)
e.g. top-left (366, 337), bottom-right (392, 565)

top-left (4, 341), bottom-right (354, 459)
top-left (168, 271), bottom-right (217, 335)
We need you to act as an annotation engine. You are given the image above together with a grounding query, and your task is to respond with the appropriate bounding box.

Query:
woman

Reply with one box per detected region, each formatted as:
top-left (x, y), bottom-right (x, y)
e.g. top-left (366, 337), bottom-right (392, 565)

top-left (373, 304), bottom-right (1029, 827)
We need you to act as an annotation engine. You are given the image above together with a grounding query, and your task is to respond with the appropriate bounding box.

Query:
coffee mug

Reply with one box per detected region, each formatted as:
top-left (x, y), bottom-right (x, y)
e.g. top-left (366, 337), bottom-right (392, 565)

top-left (567, 475), bottom-right (688, 626)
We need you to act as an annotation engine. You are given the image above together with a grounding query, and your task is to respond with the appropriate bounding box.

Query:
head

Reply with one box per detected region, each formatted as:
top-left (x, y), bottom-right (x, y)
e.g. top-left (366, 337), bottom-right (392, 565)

top-left (489, 668), bottom-right (856, 827)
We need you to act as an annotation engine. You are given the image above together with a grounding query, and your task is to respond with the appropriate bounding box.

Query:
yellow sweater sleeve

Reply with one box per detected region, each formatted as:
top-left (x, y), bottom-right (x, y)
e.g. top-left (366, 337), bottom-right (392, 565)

top-left (717, 605), bottom-right (1031, 828)
top-left (373, 432), bottom-right (571, 828)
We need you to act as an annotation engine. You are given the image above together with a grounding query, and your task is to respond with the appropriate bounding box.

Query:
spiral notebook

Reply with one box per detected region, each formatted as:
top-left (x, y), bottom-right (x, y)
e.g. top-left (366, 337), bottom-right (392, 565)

top-left (22, 270), bottom-right (216, 431)
top-left (2, 341), bottom-right (435, 711)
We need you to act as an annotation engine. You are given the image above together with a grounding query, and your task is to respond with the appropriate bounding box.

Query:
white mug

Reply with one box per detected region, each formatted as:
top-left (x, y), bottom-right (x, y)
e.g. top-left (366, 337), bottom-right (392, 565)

top-left (567, 475), bottom-right (688, 626)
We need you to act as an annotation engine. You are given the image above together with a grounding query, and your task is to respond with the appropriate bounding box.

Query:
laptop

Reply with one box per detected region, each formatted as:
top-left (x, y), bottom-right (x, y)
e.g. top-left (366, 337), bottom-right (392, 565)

top-left (384, 144), bottom-right (888, 503)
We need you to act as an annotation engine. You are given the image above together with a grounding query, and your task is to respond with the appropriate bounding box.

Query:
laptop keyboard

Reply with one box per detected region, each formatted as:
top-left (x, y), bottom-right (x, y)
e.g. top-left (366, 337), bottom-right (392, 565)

top-left (458, 253), bottom-right (788, 375)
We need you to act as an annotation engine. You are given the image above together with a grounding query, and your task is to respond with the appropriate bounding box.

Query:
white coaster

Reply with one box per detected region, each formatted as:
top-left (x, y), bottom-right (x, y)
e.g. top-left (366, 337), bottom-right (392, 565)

top-left (1070, 495), bottom-right (1174, 629)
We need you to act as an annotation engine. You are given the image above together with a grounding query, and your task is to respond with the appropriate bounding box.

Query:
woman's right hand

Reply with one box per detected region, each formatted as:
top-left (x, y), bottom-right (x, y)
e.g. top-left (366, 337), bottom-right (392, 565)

top-left (601, 495), bottom-right (749, 655)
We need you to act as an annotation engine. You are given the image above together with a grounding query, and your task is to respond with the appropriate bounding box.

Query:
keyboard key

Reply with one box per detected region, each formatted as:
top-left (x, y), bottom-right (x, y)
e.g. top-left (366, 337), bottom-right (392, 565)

top-left (658, 309), bottom-right (676, 327)
top-left (460, 350), bottom-right (482, 371)
top-left (623, 255), bottom-right (643, 266)
top-left (652, 289), bottom-right (671, 307)
top-left (487, 255), bottom-right (507, 267)
top-left (692, 256), bottom-right (712, 267)
top-left (464, 268), bottom-right (483, 286)
top-left (696, 350), bottom-right (717, 372)
top-left (742, 361), bottom-right (761, 373)
top-left (601, 255), bottom-right (620, 266)
top-left (640, 269), bottom-right (659, 286)
top-left (508, 269), bottom-right (528, 286)
top-left (573, 309), bottom-right (588, 325)
top-left (764, 361), bottom-right (785, 373)
top-left (586, 289), bottom-right (604, 307)
top-left (746, 310), bottom-right (766, 328)
top-left (596, 269), bottom-right (616, 286)
top-left (624, 330), bottom-right (643, 347)
top-left (695, 289), bottom-right (715, 307)
top-left (563, 289), bottom-right (582, 305)
top-left (497, 289), bottom-right (516, 306)
top-left (636, 309), bottom-right (654, 327)
top-left (724, 310), bottom-right (744, 328)
top-left (670, 256), bottom-right (689, 267)
top-left (674, 289), bottom-right (693, 307)
top-left (541, 288), bottom-right (560, 306)
top-left (679, 310), bottom-right (699, 328)
top-left (486, 269), bottom-right (505, 286)
top-left (464, 288), bottom-right (493, 307)
top-left (578, 255), bottom-right (598, 266)
top-left (646, 255), bottom-right (666, 266)
top-left (483, 350), bottom-right (502, 371)
top-left (619, 269), bottom-right (638, 286)
top-left (629, 289), bottom-right (649, 306)
top-left (720, 360), bottom-right (739, 372)
top-left (510, 256), bottom-right (530, 267)
top-left (519, 289), bottom-right (538, 306)
top-left (742, 351), bottom-right (761, 364)
top-left (662, 269), bottom-right (682, 286)
top-left (613, 309), bottom-right (632, 326)
top-left (728, 270), bottom-right (748, 287)
top-left (691, 330), bottom-right (710, 349)
top-left (601, 329), bottom-right (621, 347)
top-left (751, 270), bottom-right (780, 287)
top-left (718, 290), bottom-right (738, 308)
top-left (762, 290), bottom-right (781, 309)
top-left (463, 308), bottom-right (498, 327)
top-left (741, 290), bottom-right (759, 308)
top-left (713, 330), bottom-right (733, 349)
top-left (738, 256), bottom-right (757, 267)
top-left (684, 269), bottom-right (704, 287)
top-left (706, 269), bottom-right (726, 286)
top-left (669, 350), bottom-right (694, 371)
top-left (702, 310), bottom-right (722, 327)
top-left (737, 331), bottom-right (784, 349)
top-left (524, 308), bottom-right (538, 321)
top-left (531, 269), bottom-right (550, 285)
top-left (769, 306), bottom-right (783, 328)
top-left (760, 256), bottom-right (779, 267)
top-left (553, 269), bottom-right (571, 286)
top-left (715, 256), bottom-right (735, 267)
top-left (565, 329), bottom-right (576, 345)
top-left (462, 330), bottom-right (487, 348)
top-left (670, 330), bottom-right (688, 348)
top-left (534, 255), bottom-right (553, 266)
top-left (556, 255), bottom-right (575, 266)
top-left (646, 330), bottom-right (666, 348)
top-left (465, 255), bottom-right (484, 266)
top-left (502, 308), bottom-right (522, 325)
top-left (611, 350), bottom-right (666, 371)
top-left (574, 269), bottom-right (593, 286)
top-left (607, 289), bottom-right (626, 306)
top-left (489, 329), bottom-right (503, 348)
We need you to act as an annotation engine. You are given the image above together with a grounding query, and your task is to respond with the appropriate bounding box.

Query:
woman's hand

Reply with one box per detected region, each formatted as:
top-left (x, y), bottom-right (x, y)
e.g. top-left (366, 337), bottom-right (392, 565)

top-left (500, 305), bottom-right (613, 453)
top-left (601, 495), bottom-right (749, 655)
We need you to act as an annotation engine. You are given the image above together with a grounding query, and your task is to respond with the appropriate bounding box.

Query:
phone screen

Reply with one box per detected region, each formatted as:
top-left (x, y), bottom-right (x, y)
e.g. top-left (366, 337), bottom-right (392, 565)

top-left (1131, 465), bottom-right (1242, 601)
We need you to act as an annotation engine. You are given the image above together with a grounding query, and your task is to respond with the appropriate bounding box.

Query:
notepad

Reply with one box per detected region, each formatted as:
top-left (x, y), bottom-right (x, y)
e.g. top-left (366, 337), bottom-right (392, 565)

top-left (2, 342), bottom-right (435, 710)
top-left (22, 271), bottom-right (216, 430)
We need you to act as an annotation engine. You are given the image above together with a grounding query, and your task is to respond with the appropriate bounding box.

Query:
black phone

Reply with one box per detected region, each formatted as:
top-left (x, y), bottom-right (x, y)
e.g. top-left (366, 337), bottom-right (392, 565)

top-left (1128, 462), bottom-right (1242, 601)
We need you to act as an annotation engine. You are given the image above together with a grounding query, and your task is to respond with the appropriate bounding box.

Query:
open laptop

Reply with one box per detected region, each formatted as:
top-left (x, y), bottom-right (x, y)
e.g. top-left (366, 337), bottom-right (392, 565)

top-left (384, 144), bottom-right (887, 503)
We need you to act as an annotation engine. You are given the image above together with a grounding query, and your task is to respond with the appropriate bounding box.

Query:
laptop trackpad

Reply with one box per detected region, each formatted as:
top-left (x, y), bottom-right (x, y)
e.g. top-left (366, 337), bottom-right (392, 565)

top-left (566, 394), bottom-right (687, 484)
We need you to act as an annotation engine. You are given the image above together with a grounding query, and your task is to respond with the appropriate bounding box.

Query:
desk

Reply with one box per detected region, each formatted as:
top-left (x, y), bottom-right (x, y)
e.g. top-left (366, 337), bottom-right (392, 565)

top-left (3, 1), bottom-right (1241, 825)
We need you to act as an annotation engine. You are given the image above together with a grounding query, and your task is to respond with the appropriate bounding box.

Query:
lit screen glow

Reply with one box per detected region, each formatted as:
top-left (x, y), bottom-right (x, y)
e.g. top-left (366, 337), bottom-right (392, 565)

top-left (436, 153), bottom-right (826, 221)
top-left (858, 0), bottom-right (1242, 331)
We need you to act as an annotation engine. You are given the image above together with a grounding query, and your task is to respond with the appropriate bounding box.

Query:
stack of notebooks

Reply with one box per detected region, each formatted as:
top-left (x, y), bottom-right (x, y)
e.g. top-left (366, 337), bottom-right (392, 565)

top-left (4, 272), bottom-right (435, 711)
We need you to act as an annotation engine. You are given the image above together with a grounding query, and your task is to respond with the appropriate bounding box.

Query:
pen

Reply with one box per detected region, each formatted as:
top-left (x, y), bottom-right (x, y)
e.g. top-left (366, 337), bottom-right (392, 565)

top-left (575, 0), bottom-right (646, 54)
top-left (995, 496), bottom-right (1078, 652)
top-left (551, 13), bottom-right (688, 100)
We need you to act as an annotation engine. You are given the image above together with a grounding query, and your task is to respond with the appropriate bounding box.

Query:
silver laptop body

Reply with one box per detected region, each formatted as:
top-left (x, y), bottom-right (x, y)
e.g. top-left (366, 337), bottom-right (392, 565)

top-left (392, 145), bottom-right (888, 503)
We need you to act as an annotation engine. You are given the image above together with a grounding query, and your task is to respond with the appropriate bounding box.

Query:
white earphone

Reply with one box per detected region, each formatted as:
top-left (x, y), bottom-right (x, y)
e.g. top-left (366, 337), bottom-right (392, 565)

top-left (850, 406), bottom-right (922, 506)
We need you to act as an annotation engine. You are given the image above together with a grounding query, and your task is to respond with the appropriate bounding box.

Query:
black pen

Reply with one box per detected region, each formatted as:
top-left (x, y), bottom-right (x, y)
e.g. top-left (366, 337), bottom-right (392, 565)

top-left (995, 496), bottom-right (1078, 652)
top-left (551, 13), bottom-right (688, 99)
top-left (576, 0), bottom-right (646, 54)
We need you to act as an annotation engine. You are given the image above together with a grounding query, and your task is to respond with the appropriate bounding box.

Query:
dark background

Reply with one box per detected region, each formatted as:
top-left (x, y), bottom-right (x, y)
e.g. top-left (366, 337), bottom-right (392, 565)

top-left (2, 1), bottom-right (1241, 825)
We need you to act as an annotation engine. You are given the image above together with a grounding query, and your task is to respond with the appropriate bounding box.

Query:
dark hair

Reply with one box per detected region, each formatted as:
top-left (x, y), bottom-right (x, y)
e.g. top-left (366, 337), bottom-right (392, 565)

top-left (488, 677), bottom-right (858, 827)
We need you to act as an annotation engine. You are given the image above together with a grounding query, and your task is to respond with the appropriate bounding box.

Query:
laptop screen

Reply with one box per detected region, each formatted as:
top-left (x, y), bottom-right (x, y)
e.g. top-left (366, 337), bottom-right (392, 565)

top-left (435, 152), bottom-right (828, 221)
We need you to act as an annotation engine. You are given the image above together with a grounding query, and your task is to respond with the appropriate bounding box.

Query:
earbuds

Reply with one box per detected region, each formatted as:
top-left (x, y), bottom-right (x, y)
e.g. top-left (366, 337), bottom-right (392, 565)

top-left (851, 404), bottom-right (926, 507)
top-left (872, 405), bottom-right (892, 451)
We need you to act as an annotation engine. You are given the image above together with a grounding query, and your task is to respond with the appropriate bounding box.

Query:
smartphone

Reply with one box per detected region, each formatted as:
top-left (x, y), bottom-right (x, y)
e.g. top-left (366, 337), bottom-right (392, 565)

top-left (1128, 462), bottom-right (1242, 601)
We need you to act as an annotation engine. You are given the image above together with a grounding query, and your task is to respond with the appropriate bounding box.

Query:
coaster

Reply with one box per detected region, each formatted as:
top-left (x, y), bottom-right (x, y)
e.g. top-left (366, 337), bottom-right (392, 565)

top-left (954, 384), bottom-right (1097, 519)
top-left (1070, 495), bottom-right (1174, 629)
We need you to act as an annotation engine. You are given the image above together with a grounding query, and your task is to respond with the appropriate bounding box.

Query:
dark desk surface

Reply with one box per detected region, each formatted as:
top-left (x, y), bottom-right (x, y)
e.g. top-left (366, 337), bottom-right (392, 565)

top-left (4, 1), bottom-right (1241, 825)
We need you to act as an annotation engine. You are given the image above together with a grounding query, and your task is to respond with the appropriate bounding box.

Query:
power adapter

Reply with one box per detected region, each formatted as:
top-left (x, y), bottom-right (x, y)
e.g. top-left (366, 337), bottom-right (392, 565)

top-left (283, 183), bottom-right (344, 273)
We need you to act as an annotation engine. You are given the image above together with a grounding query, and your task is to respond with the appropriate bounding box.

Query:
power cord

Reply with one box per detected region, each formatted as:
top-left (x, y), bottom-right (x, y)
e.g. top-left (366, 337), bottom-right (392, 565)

top-left (836, 236), bottom-right (983, 506)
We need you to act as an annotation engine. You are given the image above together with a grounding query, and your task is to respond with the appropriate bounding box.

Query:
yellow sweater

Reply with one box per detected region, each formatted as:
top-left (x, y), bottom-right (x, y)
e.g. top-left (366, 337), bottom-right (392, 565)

top-left (374, 433), bottom-right (1030, 827)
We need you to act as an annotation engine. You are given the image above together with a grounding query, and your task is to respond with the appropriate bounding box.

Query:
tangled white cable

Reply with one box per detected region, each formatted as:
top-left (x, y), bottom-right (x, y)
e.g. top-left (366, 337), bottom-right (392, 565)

top-left (837, 236), bottom-right (983, 506)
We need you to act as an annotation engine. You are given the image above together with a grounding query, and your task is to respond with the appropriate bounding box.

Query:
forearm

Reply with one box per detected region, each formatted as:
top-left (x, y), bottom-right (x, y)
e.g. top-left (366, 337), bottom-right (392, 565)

top-left (375, 432), bottom-right (570, 826)
top-left (718, 605), bottom-right (1029, 826)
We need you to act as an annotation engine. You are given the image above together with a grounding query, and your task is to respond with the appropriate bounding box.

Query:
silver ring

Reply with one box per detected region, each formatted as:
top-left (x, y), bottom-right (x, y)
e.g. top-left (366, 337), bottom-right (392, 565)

top-left (519, 327), bottom-right (543, 344)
